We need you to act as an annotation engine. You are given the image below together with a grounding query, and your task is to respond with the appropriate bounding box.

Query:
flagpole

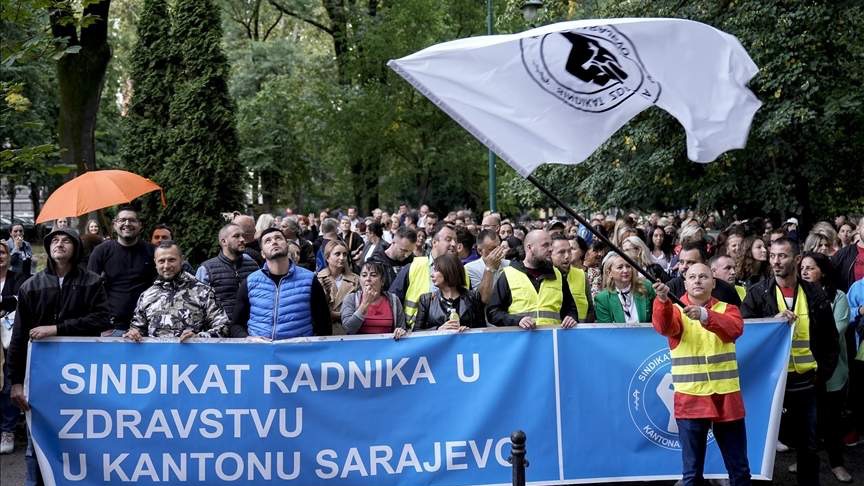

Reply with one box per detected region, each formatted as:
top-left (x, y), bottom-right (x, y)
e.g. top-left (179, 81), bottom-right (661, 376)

top-left (525, 175), bottom-right (686, 308)
top-left (486, 0), bottom-right (497, 213)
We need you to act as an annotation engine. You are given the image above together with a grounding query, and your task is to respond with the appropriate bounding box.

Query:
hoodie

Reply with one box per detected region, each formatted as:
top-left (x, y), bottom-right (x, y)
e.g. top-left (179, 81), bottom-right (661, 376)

top-left (7, 228), bottom-right (110, 385)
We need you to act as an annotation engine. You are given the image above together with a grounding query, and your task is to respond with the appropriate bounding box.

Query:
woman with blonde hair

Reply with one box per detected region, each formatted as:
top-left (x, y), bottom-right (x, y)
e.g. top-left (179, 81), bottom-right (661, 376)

top-left (803, 225), bottom-right (837, 256)
top-left (593, 252), bottom-right (655, 324)
top-left (621, 235), bottom-right (652, 269)
top-left (611, 219), bottom-right (637, 247)
top-left (316, 240), bottom-right (360, 326)
top-left (254, 213), bottom-right (276, 240)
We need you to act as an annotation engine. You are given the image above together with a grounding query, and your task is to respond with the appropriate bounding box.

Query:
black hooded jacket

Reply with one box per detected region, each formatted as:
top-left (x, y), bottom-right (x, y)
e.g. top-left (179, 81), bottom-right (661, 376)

top-left (8, 228), bottom-right (110, 385)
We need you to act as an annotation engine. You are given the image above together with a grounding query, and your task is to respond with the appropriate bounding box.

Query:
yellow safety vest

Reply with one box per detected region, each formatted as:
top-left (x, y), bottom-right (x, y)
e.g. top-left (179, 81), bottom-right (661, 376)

top-left (566, 267), bottom-right (589, 321)
top-left (670, 301), bottom-right (741, 396)
top-left (735, 285), bottom-right (746, 301)
top-left (503, 266), bottom-right (563, 326)
top-left (775, 286), bottom-right (818, 374)
top-left (404, 256), bottom-right (470, 328)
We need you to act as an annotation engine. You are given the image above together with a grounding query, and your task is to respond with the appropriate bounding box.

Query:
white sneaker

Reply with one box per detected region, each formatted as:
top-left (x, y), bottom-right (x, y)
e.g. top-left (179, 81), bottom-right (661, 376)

top-left (776, 441), bottom-right (789, 452)
top-left (0, 432), bottom-right (13, 454)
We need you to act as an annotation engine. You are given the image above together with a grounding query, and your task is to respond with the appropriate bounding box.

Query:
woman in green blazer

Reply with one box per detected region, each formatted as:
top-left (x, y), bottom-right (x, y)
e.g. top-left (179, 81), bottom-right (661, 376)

top-left (594, 252), bottom-right (655, 324)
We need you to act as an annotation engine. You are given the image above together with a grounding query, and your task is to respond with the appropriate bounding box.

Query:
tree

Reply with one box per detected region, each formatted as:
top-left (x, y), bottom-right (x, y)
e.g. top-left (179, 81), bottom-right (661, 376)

top-left (502, 0), bottom-right (864, 224)
top-left (49, 0), bottom-right (113, 174)
top-left (122, 0), bottom-right (175, 223)
top-left (164, 0), bottom-right (243, 264)
top-left (1, 1), bottom-right (84, 217)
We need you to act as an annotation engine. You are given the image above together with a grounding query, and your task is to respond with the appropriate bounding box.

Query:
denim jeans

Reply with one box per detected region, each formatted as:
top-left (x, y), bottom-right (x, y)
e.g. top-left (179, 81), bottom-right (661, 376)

top-left (783, 386), bottom-right (820, 486)
top-left (677, 418), bottom-right (751, 486)
top-left (0, 362), bottom-right (20, 433)
top-left (25, 426), bottom-right (44, 486)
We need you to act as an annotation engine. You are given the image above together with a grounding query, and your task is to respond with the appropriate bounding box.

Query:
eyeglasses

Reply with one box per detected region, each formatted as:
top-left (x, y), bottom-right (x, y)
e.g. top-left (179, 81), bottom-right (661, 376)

top-left (115, 218), bottom-right (140, 225)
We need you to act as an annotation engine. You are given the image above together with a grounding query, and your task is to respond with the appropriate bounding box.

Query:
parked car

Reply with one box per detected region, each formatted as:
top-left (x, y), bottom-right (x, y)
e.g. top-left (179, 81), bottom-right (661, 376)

top-left (0, 216), bottom-right (10, 240)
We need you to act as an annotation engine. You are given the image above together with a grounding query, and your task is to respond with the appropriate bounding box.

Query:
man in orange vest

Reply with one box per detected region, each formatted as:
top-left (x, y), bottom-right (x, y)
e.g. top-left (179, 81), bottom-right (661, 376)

top-left (652, 263), bottom-right (750, 486)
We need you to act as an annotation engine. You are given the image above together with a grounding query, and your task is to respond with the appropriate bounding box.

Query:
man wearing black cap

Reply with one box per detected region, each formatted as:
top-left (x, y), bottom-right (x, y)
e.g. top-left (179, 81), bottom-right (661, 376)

top-left (7, 227), bottom-right (110, 485)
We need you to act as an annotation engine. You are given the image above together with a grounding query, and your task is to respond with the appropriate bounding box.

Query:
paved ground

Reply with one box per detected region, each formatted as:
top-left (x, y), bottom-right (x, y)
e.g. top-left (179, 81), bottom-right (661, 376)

top-left (1, 416), bottom-right (861, 485)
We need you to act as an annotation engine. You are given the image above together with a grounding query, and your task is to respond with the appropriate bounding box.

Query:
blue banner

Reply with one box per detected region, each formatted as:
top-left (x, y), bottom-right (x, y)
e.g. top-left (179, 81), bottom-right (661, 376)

top-left (26, 321), bottom-right (789, 485)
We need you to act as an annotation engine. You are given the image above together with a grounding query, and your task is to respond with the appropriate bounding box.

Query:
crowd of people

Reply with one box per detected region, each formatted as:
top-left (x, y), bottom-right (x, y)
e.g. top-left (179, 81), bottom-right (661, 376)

top-left (0, 204), bottom-right (862, 486)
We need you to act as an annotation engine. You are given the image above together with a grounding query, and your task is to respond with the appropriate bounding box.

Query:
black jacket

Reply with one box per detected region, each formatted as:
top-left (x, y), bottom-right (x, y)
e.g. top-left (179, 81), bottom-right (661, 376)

top-left (296, 237), bottom-right (316, 272)
top-left (831, 243), bottom-right (861, 292)
top-left (414, 289), bottom-right (486, 330)
top-left (740, 278), bottom-right (839, 385)
top-left (8, 229), bottom-right (110, 385)
top-left (1, 269), bottom-right (25, 316)
top-left (199, 252), bottom-right (260, 319)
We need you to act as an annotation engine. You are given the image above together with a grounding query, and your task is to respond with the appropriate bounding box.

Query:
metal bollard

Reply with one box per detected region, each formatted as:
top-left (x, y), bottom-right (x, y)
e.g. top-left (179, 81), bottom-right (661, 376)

top-left (508, 430), bottom-right (528, 486)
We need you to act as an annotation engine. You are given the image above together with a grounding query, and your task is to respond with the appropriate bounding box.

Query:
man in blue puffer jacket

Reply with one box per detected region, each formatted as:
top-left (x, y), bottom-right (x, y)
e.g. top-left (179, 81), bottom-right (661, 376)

top-left (230, 228), bottom-right (331, 339)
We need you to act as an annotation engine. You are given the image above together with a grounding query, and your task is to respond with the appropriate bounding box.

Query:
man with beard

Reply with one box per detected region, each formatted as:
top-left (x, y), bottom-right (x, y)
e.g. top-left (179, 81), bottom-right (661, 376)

top-left (88, 206), bottom-right (156, 335)
top-left (197, 223), bottom-right (260, 319)
top-left (550, 235), bottom-right (593, 322)
top-left (8, 228), bottom-right (110, 485)
top-left (487, 230), bottom-right (578, 328)
top-left (741, 237), bottom-right (838, 486)
top-left (231, 228), bottom-right (331, 339)
top-left (126, 241), bottom-right (229, 341)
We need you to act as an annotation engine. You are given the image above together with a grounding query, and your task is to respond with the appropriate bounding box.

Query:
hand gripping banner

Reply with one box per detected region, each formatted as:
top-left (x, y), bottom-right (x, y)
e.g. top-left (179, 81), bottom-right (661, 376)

top-left (26, 321), bottom-right (789, 485)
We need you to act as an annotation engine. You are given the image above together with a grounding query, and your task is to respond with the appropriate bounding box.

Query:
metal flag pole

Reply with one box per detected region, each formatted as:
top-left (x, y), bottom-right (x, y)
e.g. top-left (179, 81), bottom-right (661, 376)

top-left (525, 175), bottom-right (686, 308)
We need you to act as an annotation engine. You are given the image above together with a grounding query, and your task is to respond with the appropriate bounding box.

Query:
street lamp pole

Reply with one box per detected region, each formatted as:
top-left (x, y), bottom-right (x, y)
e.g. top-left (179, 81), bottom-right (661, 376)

top-left (486, 0), bottom-right (497, 213)
top-left (485, 1), bottom-right (544, 213)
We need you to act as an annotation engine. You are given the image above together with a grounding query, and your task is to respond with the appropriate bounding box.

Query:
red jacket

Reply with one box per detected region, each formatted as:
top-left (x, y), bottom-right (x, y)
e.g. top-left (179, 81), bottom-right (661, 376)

top-left (652, 294), bottom-right (745, 421)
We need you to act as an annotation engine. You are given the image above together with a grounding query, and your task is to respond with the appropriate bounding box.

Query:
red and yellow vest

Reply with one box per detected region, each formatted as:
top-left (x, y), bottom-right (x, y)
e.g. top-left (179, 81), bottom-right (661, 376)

top-left (670, 301), bottom-right (741, 396)
top-left (775, 286), bottom-right (817, 374)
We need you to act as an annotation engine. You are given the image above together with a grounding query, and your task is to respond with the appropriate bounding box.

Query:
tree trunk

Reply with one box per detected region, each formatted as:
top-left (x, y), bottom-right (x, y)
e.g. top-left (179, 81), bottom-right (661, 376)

top-left (28, 183), bottom-right (41, 217)
top-left (57, 45), bottom-right (112, 173)
top-left (50, 1), bottom-right (112, 175)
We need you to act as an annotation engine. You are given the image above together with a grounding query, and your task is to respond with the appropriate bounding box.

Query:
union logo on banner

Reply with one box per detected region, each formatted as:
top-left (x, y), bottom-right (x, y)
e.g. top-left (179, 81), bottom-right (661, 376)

top-left (627, 348), bottom-right (715, 450)
top-left (520, 25), bottom-right (661, 113)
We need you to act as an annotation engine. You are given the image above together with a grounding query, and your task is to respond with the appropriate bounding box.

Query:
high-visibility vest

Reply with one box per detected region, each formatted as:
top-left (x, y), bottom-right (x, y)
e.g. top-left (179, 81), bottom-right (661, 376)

top-left (503, 266), bottom-right (563, 326)
top-left (670, 301), bottom-right (741, 396)
top-left (775, 286), bottom-right (818, 374)
top-left (566, 267), bottom-right (589, 321)
top-left (404, 256), bottom-right (470, 328)
top-left (735, 285), bottom-right (746, 301)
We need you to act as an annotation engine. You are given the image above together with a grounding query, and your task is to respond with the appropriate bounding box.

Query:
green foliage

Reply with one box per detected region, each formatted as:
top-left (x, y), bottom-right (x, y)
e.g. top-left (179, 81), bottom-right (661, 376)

top-left (0, 3), bottom-right (65, 190)
top-left (511, 0), bottom-right (864, 223)
top-left (163, 0), bottom-right (243, 264)
top-left (122, 0), bottom-right (174, 223)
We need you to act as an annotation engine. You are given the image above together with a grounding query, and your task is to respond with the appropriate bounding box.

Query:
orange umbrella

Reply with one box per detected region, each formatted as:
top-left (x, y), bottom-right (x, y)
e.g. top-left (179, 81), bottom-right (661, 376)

top-left (36, 170), bottom-right (166, 224)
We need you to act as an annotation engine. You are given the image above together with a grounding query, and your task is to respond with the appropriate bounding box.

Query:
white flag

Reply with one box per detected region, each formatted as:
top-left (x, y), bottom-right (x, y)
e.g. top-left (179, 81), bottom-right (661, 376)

top-left (387, 18), bottom-right (762, 176)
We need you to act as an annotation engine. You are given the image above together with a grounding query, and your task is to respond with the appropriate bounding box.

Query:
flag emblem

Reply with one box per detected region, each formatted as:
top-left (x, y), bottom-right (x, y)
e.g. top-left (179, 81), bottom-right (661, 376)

top-left (628, 348), bottom-right (716, 450)
top-left (520, 25), bottom-right (661, 113)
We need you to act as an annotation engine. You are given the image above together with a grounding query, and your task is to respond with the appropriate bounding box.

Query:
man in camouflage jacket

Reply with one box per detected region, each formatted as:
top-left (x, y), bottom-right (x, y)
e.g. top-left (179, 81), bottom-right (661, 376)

top-left (124, 241), bottom-right (229, 341)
